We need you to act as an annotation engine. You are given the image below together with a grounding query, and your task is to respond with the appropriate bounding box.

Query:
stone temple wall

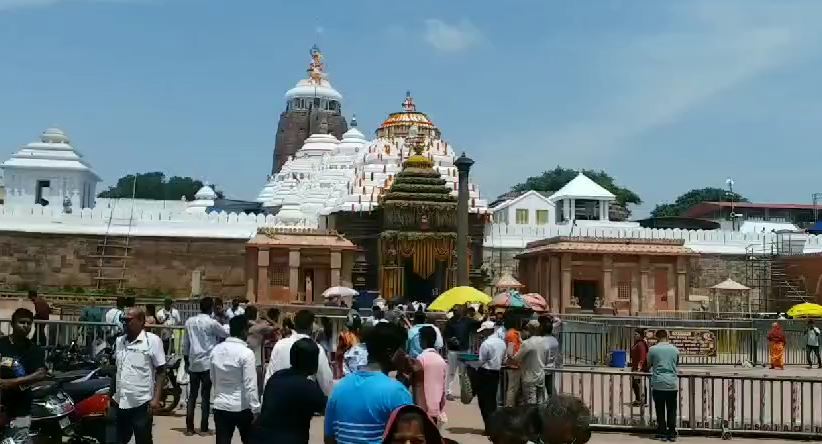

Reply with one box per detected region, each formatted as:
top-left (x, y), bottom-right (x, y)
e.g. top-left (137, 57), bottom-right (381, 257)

top-left (0, 231), bottom-right (247, 298)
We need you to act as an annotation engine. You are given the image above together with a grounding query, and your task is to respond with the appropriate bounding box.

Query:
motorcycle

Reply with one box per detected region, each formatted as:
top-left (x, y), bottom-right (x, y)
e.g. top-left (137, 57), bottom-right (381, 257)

top-left (63, 374), bottom-right (114, 444)
top-left (27, 379), bottom-right (75, 444)
top-left (155, 355), bottom-right (182, 415)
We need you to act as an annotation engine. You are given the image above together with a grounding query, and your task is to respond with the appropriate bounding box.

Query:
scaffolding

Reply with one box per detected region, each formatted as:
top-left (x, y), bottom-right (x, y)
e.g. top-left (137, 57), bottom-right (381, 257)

top-left (745, 233), bottom-right (807, 313)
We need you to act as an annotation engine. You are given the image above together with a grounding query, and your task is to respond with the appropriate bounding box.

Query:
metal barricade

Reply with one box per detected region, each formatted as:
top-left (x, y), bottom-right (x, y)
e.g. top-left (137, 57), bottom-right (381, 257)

top-left (544, 368), bottom-right (822, 439)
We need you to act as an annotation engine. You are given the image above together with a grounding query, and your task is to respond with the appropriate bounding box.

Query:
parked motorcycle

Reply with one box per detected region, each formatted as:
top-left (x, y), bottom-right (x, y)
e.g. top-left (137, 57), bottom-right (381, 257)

top-left (156, 354), bottom-right (182, 415)
top-left (27, 379), bottom-right (75, 444)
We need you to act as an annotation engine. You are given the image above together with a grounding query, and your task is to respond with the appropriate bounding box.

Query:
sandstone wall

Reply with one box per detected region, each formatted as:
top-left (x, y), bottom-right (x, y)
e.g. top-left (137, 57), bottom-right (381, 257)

top-left (272, 109), bottom-right (347, 173)
top-left (0, 231), bottom-right (247, 298)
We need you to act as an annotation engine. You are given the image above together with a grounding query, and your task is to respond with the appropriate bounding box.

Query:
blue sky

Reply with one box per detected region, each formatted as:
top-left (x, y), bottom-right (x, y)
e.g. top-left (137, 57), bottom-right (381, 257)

top-left (2, 0), bottom-right (821, 216)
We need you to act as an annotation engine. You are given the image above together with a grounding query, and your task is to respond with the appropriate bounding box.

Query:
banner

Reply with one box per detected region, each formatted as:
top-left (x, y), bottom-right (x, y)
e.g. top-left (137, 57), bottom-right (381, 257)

top-left (645, 329), bottom-right (717, 357)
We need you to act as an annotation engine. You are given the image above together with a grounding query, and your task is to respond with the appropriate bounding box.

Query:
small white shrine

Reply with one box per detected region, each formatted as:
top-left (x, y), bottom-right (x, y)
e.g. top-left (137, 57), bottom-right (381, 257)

top-left (1, 128), bottom-right (101, 210)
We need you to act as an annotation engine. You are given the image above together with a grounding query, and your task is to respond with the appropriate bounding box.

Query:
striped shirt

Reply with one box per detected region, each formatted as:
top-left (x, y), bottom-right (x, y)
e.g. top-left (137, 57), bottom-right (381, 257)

top-left (324, 370), bottom-right (412, 444)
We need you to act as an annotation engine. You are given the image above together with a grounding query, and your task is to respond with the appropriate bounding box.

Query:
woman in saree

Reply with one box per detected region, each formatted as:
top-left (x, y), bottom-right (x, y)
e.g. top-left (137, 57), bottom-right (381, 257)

top-left (767, 322), bottom-right (786, 369)
top-left (335, 314), bottom-right (361, 378)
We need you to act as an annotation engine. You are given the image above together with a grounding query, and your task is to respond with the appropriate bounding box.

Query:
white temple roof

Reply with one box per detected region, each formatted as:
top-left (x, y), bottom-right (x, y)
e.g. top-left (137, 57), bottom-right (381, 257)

top-left (284, 45), bottom-right (342, 102)
top-left (2, 128), bottom-right (101, 181)
top-left (285, 79), bottom-right (342, 102)
top-left (549, 173), bottom-right (614, 201)
top-left (194, 184), bottom-right (217, 200)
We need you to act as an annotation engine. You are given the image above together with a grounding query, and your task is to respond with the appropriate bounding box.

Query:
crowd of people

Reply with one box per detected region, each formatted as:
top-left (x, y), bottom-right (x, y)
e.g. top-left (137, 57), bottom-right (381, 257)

top-left (0, 293), bottom-right (594, 444)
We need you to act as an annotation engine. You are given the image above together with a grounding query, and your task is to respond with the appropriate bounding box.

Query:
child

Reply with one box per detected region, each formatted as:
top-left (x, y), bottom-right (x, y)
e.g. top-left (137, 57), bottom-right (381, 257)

top-left (383, 405), bottom-right (446, 444)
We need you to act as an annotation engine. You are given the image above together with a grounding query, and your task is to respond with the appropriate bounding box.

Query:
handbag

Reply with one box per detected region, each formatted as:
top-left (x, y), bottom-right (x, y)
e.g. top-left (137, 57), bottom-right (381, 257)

top-left (459, 364), bottom-right (474, 404)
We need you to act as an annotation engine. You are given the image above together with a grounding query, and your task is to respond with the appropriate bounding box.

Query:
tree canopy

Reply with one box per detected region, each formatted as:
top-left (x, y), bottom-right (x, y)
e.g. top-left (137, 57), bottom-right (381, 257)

top-left (97, 172), bottom-right (224, 200)
top-left (651, 187), bottom-right (748, 218)
top-left (510, 167), bottom-right (642, 207)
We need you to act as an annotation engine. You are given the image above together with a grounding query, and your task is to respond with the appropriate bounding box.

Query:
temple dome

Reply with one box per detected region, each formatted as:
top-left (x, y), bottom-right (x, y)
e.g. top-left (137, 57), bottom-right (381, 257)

top-left (298, 133), bottom-right (339, 157)
top-left (285, 79), bottom-right (343, 102)
top-left (41, 128), bottom-right (70, 144)
top-left (376, 92), bottom-right (440, 139)
top-left (194, 184), bottom-right (217, 200)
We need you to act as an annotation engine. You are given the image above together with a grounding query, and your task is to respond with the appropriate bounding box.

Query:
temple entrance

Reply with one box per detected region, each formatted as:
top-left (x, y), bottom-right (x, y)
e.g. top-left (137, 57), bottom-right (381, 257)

top-left (403, 261), bottom-right (447, 303)
top-left (573, 280), bottom-right (599, 311)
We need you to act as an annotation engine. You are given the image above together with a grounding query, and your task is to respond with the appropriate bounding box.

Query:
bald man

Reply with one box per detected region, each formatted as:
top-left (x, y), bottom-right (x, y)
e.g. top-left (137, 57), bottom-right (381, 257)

top-left (114, 307), bottom-right (166, 444)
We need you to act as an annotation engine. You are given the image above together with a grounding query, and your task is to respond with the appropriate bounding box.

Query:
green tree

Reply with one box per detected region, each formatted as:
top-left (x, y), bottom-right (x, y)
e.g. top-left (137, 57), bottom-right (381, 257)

top-left (651, 187), bottom-right (747, 217)
top-left (97, 172), bottom-right (224, 200)
top-left (510, 166), bottom-right (642, 207)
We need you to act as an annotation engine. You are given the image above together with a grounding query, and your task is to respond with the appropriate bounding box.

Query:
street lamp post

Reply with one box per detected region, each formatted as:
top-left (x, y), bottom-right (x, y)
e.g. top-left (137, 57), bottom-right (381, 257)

top-left (454, 153), bottom-right (474, 286)
top-left (726, 178), bottom-right (736, 231)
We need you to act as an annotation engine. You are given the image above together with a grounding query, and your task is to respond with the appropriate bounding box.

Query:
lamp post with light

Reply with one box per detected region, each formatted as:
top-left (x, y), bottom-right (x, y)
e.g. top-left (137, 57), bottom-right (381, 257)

top-left (726, 178), bottom-right (736, 231)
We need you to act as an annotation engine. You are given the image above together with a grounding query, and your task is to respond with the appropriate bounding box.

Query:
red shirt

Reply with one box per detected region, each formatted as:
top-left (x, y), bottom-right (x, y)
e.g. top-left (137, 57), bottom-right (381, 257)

top-left (631, 340), bottom-right (649, 372)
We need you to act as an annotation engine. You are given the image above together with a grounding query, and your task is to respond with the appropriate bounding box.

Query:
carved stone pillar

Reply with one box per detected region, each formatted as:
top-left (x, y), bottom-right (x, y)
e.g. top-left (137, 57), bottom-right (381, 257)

top-left (639, 256), bottom-right (653, 314)
top-left (676, 256), bottom-right (688, 310)
top-left (256, 249), bottom-right (270, 302)
top-left (288, 249), bottom-right (300, 301)
top-left (560, 253), bottom-right (572, 311)
top-left (602, 254), bottom-right (613, 307)
top-left (330, 250), bottom-right (342, 287)
top-left (549, 255), bottom-right (560, 312)
top-left (246, 247), bottom-right (257, 302)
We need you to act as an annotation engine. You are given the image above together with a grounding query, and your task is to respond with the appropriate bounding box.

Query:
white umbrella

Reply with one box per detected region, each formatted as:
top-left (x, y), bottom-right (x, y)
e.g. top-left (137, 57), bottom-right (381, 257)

top-left (322, 286), bottom-right (359, 299)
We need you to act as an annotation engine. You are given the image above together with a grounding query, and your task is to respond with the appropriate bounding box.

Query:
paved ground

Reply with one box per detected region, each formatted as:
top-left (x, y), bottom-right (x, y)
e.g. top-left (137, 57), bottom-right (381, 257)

top-left (142, 365), bottom-right (822, 443)
top-left (149, 400), bottom-right (793, 444)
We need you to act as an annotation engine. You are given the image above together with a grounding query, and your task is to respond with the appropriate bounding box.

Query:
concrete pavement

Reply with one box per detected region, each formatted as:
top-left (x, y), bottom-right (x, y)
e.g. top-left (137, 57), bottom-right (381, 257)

top-left (148, 400), bottom-right (790, 444)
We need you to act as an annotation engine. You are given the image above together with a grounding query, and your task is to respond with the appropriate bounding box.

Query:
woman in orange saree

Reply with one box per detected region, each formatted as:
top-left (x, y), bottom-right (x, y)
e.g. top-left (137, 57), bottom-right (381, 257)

top-left (335, 315), bottom-right (361, 378)
top-left (767, 322), bottom-right (786, 369)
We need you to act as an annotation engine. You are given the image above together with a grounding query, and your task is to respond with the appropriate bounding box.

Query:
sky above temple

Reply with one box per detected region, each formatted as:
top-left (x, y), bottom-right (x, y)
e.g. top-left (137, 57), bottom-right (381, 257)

top-left (1, 0), bottom-right (821, 216)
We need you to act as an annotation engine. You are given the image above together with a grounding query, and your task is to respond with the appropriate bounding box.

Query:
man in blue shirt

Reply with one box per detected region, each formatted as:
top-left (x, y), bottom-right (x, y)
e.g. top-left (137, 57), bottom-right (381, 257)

top-left (406, 311), bottom-right (443, 359)
top-left (648, 329), bottom-right (680, 442)
top-left (324, 322), bottom-right (413, 444)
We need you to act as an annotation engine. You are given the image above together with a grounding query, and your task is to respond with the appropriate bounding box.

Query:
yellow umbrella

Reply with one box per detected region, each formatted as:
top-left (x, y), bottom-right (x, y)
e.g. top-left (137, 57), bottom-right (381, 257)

top-left (787, 302), bottom-right (822, 318)
top-left (428, 286), bottom-right (492, 312)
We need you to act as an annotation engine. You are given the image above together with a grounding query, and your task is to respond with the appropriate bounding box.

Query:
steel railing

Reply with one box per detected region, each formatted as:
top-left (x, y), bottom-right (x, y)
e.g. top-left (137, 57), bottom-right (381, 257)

top-left (497, 367), bottom-right (822, 439)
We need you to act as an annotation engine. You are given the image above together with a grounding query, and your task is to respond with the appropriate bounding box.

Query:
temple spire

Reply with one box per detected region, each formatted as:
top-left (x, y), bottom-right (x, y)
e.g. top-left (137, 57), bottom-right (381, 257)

top-left (402, 91), bottom-right (416, 112)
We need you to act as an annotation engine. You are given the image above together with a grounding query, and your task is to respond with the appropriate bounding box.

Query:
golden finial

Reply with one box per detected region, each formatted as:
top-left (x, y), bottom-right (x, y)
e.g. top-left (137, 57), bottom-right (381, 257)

top-left (402, 91), bottom-right (416, 112)
top-left (307, 44), bottom-right (326, 85)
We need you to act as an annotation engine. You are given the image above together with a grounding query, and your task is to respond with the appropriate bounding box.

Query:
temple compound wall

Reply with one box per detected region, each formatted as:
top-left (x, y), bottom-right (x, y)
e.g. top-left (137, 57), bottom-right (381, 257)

top-left (0, 231), bottom-right (247, 298)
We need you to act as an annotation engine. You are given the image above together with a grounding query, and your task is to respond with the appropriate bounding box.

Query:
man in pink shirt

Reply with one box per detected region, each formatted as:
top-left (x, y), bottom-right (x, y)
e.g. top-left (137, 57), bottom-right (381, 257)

top-left (416, 326), bottom-right (447, 425)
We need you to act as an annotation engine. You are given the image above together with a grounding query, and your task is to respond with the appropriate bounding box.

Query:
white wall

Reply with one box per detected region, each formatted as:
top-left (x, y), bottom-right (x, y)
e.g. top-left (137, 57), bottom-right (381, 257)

top-left (2, 169), bottom-right (97, 209)
top-left (484, 223), bottom-right (822, 255)
top-left (493, 192), bottom-right (555, 227)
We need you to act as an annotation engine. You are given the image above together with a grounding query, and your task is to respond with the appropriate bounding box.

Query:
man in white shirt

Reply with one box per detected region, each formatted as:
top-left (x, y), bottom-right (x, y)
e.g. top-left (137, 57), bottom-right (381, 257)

top-left (210, 314), bottom-right (260, 444)
top-left (155, 297), bottom-right (182, 354)
top-left (225, 298), bottom-right (245, 321)
top-left (263, 309), bottom-right (333, 396)
top-left (475, 320), bottom-right (506, 434)
top-left (183, 297), bottom-right (229, 436)
top-left (114, 307), bottom-right (166, 444)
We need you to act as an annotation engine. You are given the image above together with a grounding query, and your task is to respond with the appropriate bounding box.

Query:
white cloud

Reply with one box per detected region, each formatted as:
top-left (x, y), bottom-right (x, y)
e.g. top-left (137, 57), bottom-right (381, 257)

top-left (423, 18), bottom-right (482, 52)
